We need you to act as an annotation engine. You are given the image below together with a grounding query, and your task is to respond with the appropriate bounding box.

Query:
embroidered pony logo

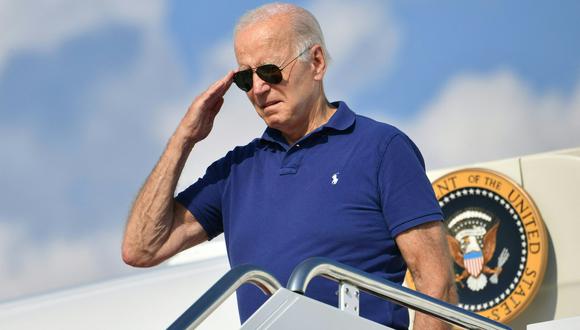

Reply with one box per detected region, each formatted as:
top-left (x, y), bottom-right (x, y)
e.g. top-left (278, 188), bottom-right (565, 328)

top-left (331, 173), bottom-right (339, 185)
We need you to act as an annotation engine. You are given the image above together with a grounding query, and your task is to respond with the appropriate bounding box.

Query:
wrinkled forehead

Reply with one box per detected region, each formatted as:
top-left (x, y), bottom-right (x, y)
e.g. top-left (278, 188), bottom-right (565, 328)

top-left (234, 17), bottom-right (296, 66)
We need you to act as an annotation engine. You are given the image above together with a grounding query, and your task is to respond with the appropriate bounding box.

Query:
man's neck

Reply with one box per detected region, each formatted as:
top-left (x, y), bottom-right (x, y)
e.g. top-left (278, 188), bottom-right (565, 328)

top-left (283, 98), bottom-right (336, 146)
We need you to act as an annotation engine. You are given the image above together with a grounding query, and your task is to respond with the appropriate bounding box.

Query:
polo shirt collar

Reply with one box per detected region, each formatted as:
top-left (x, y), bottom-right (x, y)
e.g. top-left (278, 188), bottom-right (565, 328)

top-left (260, 101), bottom-right (355, 147)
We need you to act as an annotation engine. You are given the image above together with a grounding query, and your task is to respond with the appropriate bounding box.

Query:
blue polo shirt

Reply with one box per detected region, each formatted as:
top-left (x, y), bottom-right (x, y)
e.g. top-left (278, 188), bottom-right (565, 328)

top-left (176, 101), bottom-right (442, 329)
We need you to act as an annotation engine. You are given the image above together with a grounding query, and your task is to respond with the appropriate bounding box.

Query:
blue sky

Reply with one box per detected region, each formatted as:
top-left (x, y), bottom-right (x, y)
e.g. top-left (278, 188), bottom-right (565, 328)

top-left (0, 0), bottom-right (579, 301)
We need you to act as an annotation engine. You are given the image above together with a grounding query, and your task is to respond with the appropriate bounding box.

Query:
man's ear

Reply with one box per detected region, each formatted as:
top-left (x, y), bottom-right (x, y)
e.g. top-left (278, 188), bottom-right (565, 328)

top-left (310, 45), bottom-right (327, 81)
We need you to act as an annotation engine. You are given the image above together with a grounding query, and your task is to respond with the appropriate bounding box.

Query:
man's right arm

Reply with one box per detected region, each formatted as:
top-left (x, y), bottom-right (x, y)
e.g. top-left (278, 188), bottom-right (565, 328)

top-left (122, 71), bottom-right (234, 267)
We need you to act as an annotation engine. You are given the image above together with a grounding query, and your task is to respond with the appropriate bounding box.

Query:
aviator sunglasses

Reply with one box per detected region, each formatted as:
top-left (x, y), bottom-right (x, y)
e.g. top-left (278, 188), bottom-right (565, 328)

top-left (233, 47), bottom-right (311, 92)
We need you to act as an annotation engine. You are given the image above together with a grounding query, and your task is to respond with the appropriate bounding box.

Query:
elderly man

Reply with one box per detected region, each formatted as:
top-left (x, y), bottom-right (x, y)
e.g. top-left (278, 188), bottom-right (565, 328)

top-left (122, 3), bottom-right (456, 329)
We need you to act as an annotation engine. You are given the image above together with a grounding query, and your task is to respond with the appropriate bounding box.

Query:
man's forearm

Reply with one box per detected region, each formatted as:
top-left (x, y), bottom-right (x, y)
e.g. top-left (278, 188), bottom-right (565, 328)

top-left (410, 252), bottom-right (458, 329)
top-left (396, 222), bottom-right (458, 329)
top-left (122, 71), bottom-right (232, 267)
top-left (412, 278), bottom-right (458, 329)
top-left (122, 133), bottom-right (194, 267)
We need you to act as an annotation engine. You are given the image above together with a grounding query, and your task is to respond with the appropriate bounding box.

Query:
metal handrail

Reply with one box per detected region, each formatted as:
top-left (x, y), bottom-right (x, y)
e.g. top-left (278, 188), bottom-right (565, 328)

top-left (287, 257), bottom-right (510, 330)
top-left (168, 264), bottom-right (281, 330)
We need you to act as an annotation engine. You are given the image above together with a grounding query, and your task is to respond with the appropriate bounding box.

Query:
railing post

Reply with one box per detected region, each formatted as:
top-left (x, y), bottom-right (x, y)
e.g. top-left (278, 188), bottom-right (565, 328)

top-left (339, 281), bottom-right (360, 316)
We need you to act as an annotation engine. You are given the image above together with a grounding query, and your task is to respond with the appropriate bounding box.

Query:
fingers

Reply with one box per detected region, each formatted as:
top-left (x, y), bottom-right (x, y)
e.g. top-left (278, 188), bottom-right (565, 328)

top-left (206, 71), bottom-right (234, 98)
top-left (190, 71), bottom-right (234, 117)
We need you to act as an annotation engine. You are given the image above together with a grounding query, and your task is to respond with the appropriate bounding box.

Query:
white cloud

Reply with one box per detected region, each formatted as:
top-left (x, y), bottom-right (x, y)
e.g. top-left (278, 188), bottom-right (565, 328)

top-left (0, 0), bottom-right (181, 301)
top-left (307, 0), bottom-right (399, 100)
top-left (0, 222), bottom-right (130, 301)
top-left (0, 0), bottom-right (164, 73)
top-left (400, 70), bottom-right (580, 168)
top-left (0, 0), bottom-right (183, 229)
top-left (0, 124), bottom-right (75, 223)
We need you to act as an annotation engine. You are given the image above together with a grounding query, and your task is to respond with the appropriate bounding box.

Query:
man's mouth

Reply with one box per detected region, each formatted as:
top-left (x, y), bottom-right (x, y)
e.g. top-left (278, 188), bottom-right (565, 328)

top-left (261, 100), bottom-right (281, 109)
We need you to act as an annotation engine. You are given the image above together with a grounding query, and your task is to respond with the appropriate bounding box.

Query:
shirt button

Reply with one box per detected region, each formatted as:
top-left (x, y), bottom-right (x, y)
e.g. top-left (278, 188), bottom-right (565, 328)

top-left (296, 144), bottom-right (301, 148)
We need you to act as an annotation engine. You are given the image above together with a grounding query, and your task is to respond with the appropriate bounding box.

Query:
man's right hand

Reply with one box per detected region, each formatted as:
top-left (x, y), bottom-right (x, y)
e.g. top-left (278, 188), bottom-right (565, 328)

top-left (175, 71), bottom-right (234, 144)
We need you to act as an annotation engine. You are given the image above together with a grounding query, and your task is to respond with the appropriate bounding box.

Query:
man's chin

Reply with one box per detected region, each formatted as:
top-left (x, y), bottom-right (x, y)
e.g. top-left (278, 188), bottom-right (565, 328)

top-left (263, 116), bottom-right (288, 131)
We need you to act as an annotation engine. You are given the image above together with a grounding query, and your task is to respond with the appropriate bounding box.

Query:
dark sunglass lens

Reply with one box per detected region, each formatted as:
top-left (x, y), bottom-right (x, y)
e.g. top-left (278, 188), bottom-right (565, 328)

top-left (256, 64), bottom-right (283, 84)
top-left (233, 69), bottom-right (253, 92)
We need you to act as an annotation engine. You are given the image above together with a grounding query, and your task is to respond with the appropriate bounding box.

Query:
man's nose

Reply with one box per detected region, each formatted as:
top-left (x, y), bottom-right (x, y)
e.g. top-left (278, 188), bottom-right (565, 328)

top-left (252, 72), bottom-right (271, 95)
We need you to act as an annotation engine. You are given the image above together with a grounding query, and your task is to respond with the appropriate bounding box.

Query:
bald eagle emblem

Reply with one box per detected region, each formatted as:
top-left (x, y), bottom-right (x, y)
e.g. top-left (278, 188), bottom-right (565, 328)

top-left (447, 209), bottom-right (510, 291)
top-left (429, 170), bottom-right (548, 322)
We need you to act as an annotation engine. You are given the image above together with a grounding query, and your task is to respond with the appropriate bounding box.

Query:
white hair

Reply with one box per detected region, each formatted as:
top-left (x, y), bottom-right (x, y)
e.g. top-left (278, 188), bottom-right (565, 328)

top-left (234, 3), bottom-right (331, 62)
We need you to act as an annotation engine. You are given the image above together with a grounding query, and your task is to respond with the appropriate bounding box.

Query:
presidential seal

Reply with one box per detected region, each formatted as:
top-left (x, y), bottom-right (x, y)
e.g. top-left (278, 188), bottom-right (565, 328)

top-left (432, 168), bottom-right (548, 323)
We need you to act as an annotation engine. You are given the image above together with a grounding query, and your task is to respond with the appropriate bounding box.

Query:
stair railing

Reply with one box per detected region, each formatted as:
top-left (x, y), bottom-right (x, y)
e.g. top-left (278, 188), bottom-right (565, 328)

top-left (287, 257), bottom-right (510, 330)
top-left (168, 265), bottom-right (281, 330)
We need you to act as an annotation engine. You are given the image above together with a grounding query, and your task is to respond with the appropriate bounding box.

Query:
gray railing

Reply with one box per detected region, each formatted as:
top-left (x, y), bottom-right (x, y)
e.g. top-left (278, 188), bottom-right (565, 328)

top-left (167, 265), bottom-right (281, 330)
top-left (168, 257), bottom-right (511, 329)
top-left (287, 257), bottom-right (510, 330)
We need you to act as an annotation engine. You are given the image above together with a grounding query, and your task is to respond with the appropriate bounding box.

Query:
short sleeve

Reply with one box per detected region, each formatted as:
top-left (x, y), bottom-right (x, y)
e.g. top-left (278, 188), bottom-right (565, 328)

top-left (378, 134), bottom-right (443, 237)
top-left (175, 156), bottom-right (230, 240)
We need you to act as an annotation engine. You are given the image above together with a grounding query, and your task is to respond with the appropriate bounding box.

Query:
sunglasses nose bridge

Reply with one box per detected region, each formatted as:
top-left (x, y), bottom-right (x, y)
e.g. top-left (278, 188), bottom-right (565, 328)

top-left (251, 69), bottom-right (272, 93)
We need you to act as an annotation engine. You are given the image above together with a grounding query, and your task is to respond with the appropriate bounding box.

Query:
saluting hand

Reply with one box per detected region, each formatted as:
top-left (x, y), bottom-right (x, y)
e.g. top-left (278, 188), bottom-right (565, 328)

top-left (175, 71), bottom-right (234, 144)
